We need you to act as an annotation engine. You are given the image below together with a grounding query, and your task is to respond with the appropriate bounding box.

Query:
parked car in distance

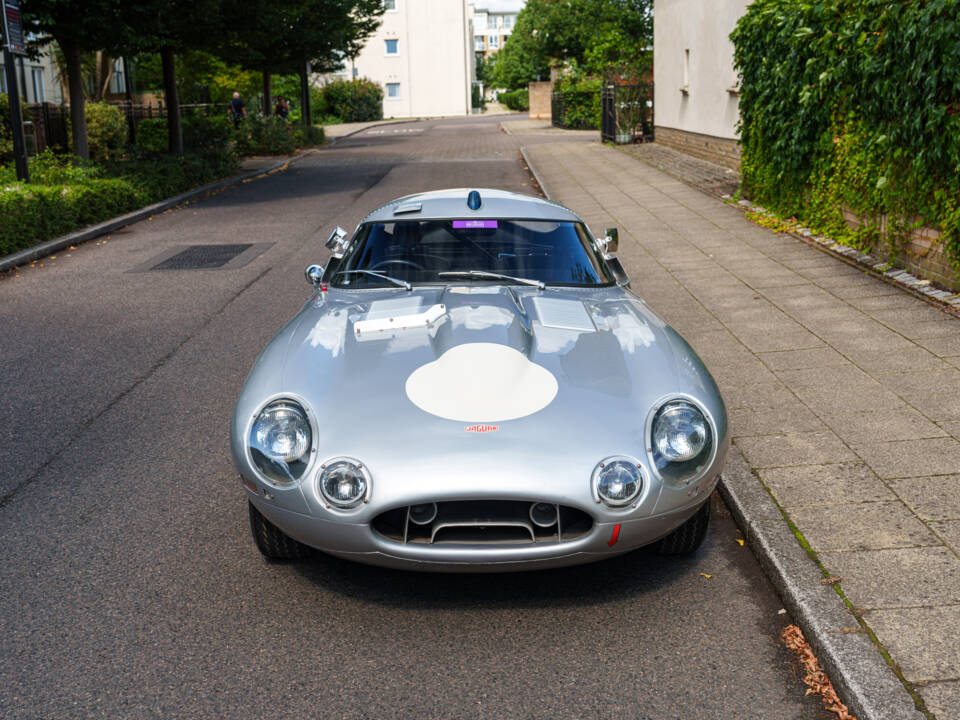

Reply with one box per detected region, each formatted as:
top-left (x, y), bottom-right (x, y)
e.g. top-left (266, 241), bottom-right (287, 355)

top-left (231, 188), bottom-right (728, 571)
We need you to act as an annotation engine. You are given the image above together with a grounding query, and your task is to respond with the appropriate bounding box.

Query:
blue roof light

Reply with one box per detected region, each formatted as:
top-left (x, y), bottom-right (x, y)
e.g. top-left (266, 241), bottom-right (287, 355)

top-left (467, 190), bottom-right (482, 210)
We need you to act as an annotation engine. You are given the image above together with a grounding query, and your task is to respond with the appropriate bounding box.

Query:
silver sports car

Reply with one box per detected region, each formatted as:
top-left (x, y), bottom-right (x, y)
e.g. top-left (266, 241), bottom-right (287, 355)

top-left (231, 188), bottom-right (728, 571)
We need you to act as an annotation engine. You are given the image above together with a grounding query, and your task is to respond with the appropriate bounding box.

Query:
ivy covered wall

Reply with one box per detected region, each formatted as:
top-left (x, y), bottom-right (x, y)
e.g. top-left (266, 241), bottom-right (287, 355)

top-left (731, 0), bottom-right (960, 281)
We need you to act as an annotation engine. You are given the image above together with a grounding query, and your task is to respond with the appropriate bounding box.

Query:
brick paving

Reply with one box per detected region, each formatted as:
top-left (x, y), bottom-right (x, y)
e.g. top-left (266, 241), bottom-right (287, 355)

top-left (523, 140), bottom-right (960, 719)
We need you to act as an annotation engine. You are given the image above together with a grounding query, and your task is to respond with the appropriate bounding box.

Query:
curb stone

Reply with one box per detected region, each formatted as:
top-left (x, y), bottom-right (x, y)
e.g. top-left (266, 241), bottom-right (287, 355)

top-left (0, 146), bottom-right (321, 274)
top-left (520, 142), bottom-right (928, 720)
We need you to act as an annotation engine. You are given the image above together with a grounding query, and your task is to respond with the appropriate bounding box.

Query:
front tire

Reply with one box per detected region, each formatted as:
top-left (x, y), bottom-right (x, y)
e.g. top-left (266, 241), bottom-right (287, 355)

top-left (655, 498), bottom-right (710, 555)
top-left (248, 501), bottom-right (314, 560)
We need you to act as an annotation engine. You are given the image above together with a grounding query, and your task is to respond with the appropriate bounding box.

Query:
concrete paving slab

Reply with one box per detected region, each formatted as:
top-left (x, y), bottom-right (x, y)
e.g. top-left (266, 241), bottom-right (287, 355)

top-left (735, 430), bottom-right (858, 468)
top-left (820, 408), bottom-right (949, 446)
top-left (940, 420), bottom-right (960, 440)
top-left (932, 521), bottom-right (960, 552)
top-left (919, 682), bottom-right (960, 720)
top-left (868, 606), bottom-right (960, 682)
top-left (818, 547), bottom-right (960, 608)
top-left (788, 502), bottom-right (940, 551)
top-left (758, 463), bottom-right (896, 508)
top-left (850, 347), bottom-right (952, 374)
top-left (756, 346), bottom-right (850, 371)
top-left (916, 333), bottom-right (960, 357)
top-left (888, 475), bottom-right (960, 521)
top-left (854, 438), bottom-right (960, 479)
top-left (729, 405), bottom-right (826, 437)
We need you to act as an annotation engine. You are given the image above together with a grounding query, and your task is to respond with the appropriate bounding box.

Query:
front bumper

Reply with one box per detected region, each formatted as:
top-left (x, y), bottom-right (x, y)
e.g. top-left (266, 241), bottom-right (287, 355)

top-left (249, 490), bottom-right (714, 572)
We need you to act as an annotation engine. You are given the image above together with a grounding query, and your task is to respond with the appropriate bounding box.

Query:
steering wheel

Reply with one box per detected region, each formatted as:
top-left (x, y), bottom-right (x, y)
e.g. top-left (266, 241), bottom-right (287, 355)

top-left (370, 259), bottom-right (426, 271)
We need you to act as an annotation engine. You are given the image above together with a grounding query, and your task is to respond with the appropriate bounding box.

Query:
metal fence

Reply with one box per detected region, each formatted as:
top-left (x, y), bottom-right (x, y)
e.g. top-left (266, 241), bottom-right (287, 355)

top-left (600, 83), bottom-right (654, 144)
top-left (23, 101), bottom-right (230, 154)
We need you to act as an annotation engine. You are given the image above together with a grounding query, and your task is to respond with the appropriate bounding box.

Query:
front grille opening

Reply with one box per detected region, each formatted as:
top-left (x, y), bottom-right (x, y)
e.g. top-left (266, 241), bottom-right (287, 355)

top-left (372, 500), bottom-right (593, 546)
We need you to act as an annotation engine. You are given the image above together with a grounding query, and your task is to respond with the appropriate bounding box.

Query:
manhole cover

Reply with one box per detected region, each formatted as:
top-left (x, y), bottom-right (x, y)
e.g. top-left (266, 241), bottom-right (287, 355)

top-left (130, 243), bottom-right (272, 272)
top-left (152, 244), bottom-right (253, 270)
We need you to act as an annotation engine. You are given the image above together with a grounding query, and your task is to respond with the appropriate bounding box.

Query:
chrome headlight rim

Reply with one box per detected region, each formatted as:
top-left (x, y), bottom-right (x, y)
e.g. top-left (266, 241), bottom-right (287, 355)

top-left (591, 455), bottom-right (647, 509)
top-left (316, 456), bottom-right (371, 510)
top-left (244, 394), bottom-right (317, 487)
top-left (645, 394), bottom-right (717, 487)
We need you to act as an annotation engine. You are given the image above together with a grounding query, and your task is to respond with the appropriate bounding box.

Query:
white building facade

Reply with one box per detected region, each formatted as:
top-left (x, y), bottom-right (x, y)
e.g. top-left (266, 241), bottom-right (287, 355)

top-left (653, 0), bottom-right (750, 168)
top-left (341, 0), bottom-right (474, 118)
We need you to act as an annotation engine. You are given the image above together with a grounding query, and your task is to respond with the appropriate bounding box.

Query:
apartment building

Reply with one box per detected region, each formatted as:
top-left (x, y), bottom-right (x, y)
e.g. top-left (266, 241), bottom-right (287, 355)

top-left (0, 46), bottom-right (64, 104)
top-left (336, 0), bottom-right (474, 118)
top-left (470, 1), bottom-right (524, 59)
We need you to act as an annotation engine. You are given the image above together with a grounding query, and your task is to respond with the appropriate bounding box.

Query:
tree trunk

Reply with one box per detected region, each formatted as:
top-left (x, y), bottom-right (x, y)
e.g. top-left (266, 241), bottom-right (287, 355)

top-left (61, 39), bottom-right (88, 160)
top-left (299, 63), bottom-right (311, 128)
top-left (160, 46), bottom-right (183, 156)
top-left (262, 71), bottom-right (272, 117)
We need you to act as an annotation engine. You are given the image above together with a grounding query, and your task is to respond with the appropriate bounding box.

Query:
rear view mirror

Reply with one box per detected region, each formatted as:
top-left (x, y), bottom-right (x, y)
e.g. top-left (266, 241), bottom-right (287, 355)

top-left (602, 227), bottom-right (619, 254)
top-left (325, 226), bottom-right (349, 257)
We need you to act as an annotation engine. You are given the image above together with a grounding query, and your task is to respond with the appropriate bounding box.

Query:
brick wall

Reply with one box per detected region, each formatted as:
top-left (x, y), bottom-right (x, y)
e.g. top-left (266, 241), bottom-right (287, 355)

top-left (843, 212), bottom-right (958, 291)
top-left (654, 126), bottom-right (741, 170)
top-left (528, 81), bottom-right (552, 120)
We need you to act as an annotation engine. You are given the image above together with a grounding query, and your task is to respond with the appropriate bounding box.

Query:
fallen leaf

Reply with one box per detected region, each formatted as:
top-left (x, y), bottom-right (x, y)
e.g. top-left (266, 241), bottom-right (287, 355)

top-left (777, 608), bottom-right (787, 615)
top-left (781, 624), bottom-right (856, 719)
top-left (69, 246), bottom-right (77, 250)
top-left (735, 539), bottom-right (745, 546)
top-left (820, 576), bottom-right (842, 585)
top-left (699, 573), bottom-right (713, 579)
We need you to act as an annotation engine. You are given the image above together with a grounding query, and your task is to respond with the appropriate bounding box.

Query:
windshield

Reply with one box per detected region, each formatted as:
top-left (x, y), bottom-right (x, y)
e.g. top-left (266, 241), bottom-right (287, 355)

top-left (329, 219), bottom-right (612, 288)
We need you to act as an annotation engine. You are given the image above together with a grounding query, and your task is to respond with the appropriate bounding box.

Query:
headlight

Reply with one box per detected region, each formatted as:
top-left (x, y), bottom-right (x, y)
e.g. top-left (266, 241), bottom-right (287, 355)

top-left (593, 457), bottom-right (643, 507)
top-left (650, 399), bottom-right (713, 484)
top-left (318, 459), bottom-right (369, 508)
top-left (249, 400), bottom-right (312, 483)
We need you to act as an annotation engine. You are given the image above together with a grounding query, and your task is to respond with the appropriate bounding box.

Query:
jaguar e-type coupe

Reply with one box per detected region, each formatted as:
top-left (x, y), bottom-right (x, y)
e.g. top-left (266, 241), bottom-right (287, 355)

top-left (231, 188), bottom-right (728, 571)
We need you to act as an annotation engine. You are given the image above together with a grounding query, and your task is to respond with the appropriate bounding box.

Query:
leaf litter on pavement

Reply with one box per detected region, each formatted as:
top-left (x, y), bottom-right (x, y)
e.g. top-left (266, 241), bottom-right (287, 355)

top-left (781, 624), bottom-right (856, 720)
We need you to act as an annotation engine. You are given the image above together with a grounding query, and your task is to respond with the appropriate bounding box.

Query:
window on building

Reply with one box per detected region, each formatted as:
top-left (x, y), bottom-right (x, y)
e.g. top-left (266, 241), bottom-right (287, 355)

top-left (487, 15), bottom-right (498, 29)
top-left (386, 82), bottom-right (400, 98)
top-left (503, 14), bottom-right (515, 29)
top-left (385, 39), bottom-right (399, 55)
top-left (474, 35), bottom-right (485, 51)
top-left (488, 34), bottom-right (499, 49)
top-left (31, 67), bottom-right (46, 102)
top-left (383, 0), bottom-right (396, 9)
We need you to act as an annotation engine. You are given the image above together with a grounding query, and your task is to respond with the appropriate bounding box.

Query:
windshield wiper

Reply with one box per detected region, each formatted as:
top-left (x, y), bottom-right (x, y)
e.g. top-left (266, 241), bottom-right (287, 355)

top-left (336, 269), bottom-right (411, 291)
top-left (438, 270), bottom-right (545, 290)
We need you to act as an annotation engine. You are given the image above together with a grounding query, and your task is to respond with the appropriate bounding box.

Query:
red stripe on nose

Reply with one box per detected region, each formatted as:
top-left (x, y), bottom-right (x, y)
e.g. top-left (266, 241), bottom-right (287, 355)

top-left (607, 523), bottom-right (621, 547)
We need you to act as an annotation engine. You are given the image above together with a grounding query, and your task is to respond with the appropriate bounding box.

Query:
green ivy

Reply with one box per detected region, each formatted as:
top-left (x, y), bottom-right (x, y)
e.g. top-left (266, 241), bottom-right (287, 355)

top-left (732, 0), bottom-right (960, 276)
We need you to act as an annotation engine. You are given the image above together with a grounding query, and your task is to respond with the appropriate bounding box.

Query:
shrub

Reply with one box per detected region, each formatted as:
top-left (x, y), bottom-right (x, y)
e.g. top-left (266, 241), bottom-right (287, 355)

top-left (29, 148), bottom-right (102, 185)
top-left (499, 89), bottom-right (529, 111)
top-left (0, 178), bottom-right (143, 255)
top-left (552, 74), bottom-right (601, 130)
top-left (134, 118), bottom-right (167, 155)
top-left (84, 102), bottom-right (127, 162)
top-left (183, 113), bottom-right (235, 156)
top-left (0, 93), bottom-right (30, 164)
top-left (320, 79), bottom-right (383, 123)
top-left (235, 116), bottom-right (298, 155)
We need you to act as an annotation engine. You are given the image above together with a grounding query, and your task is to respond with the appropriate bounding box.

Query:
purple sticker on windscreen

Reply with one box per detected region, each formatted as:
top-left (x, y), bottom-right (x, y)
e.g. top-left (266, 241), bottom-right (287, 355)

top-left (452, 220), bottom-right (498, 229)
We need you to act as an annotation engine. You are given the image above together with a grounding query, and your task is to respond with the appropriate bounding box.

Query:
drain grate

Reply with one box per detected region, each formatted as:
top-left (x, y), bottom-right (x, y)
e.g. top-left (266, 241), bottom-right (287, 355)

top-left (151, 244), bottom-right (253, 270)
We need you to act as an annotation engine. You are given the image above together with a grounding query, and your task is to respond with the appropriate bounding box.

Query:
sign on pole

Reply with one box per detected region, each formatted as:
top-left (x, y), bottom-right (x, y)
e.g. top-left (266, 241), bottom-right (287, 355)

top-left (2, 0), bottom-right (26, 55)
top-left (1, 0), bottom-right (30, 181)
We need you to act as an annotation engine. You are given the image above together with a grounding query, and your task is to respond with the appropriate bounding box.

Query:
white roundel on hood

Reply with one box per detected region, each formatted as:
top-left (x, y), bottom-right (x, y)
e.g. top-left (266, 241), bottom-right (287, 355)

top-left (405, 342), bottom-right (558, 422)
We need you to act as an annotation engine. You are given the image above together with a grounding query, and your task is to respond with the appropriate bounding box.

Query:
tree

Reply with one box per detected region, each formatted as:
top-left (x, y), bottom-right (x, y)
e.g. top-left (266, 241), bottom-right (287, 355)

top-left (219, 0), bottom-right (383, 127)
top-left (121, 0), bottom-right (225, 156)
top-left (492, 0), bottom-right (652, 89)
top-left (21, 0), bottom-right (132, 159)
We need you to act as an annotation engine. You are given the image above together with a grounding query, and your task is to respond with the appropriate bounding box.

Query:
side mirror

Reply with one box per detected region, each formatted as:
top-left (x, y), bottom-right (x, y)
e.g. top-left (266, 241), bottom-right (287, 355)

top-left (602, 227), bottom-right (619, 255)
top-left (305, 264), bottom-right (324, 287)
top-left (325, 226), bottom-right (349, 257)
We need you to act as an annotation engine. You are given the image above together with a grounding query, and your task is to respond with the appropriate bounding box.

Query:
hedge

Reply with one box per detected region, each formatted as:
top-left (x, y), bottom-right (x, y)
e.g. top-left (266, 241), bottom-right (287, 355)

top-left (320, 79), bottom-right (383, 123)
top-left (499, 89), bottom-right (529, 111)
top-left (731, 0), bottom-right (960, 276)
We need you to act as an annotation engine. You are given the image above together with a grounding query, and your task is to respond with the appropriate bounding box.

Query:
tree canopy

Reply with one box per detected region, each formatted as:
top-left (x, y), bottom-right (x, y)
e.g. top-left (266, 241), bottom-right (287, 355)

top-left (492, 0), bottom-right (652, 89)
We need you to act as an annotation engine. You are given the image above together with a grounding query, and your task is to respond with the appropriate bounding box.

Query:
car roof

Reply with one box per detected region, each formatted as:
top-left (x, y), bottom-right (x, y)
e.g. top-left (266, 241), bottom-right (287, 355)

top-left (360, 188), bottom-right (583, 224)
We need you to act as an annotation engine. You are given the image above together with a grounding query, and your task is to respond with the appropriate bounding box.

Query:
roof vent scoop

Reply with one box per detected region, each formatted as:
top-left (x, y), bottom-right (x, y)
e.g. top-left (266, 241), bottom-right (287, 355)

top-left (467, 190), bottom-right (482, 210)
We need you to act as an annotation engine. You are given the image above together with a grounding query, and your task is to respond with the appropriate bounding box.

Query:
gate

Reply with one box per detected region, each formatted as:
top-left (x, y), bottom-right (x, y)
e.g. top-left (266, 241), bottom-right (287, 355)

top-left (600, 83), bottom-right (654, 144)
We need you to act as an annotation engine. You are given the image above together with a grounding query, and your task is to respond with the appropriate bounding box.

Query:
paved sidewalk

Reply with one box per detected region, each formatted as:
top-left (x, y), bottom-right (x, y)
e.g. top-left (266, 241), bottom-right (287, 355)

top-left (524, 141), bottom-right (960, 720)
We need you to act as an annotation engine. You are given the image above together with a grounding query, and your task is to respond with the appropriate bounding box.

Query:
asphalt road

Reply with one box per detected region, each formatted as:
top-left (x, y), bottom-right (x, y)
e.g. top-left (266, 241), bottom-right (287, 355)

top-left (0, 115), bottom-right (829, 719)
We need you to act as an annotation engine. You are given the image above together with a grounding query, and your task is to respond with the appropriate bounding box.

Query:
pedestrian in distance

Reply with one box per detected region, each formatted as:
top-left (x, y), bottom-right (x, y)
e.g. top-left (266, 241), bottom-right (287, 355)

top-left (228, 91), bottom-right (247, 128)
top-left (274, 95), bottom-right (290, 120)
